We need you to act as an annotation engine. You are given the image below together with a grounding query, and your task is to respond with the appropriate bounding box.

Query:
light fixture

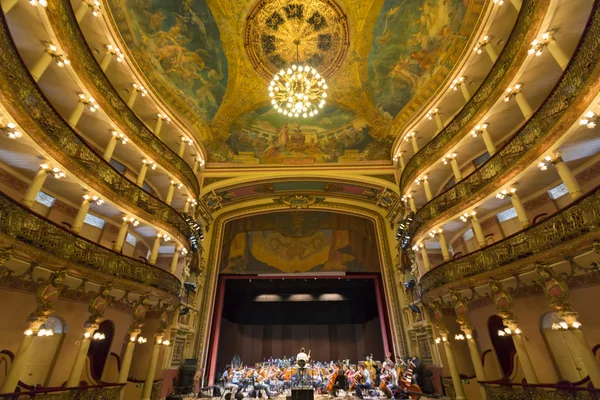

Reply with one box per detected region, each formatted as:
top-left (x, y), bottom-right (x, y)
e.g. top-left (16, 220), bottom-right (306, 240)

top-left (528, 32), bottom-right (553, 56)
top-left (474, 35), bottom-right (491, 54)
top-left (537, 155), bottom-right (554, 171)
top-left (1, 122), bottom-right (22, 139)
top-left (180, 247), bottom-right (188, 256)
top-left (435, 336), bottom-right (447, 344)
top-left (123, 216), bottom-right (140, 226)
top-left (454, 334), bottom-right (465, 341)
top-left (186, 197), bottom-right (198, 206)
top-left (142, 158), bottom-right (157, 170)
top-left (106, 45), bottom-right (125, 62)
top-left (92, 332), bottom-right (106, 340)
top-left (493, 0), bottom-right (504, 4)
top-left (268, 51), bottom-right (327, 118)
top-left (415, 175), bottom-right (427, 185)
top-left (137, 336), bottom-right (147, 344)
top-left (45, 43), bottom-right (70, 67)
top-left (129, 335), bottom-right (137, 342)
top-left (441, 153), bottom-right (457, 165)
top-left (180, 136), bottom-right (194, 146)
top-left (158, 232), bottom-right (171, 242)
top-left (496, 187), bottom-right (517, 199)
top-left (498, 326), bottom-right (521, 336)
top-left (41, 164), bottom-right (66, 179)
top-left (579, 111), bottom-right (597, 129)
top-left (470, 123), bottom-right (488, 138)
top-left (552, 320), bottom-right (582, 330)
top-left (429, 228), bottom-right (443, 238)
top-left (460, 211), bottom-right (476, 222)
top-left (38, 328), bottom-right (54, 337)
top-left (170, 180), bottom-right (183, 189)
top-left (24, 329), bottom-right (33, 336)
top-left (426, 108), bottom-right (440, 120)
top-left (449, 77), bottom-right (466, 91)
top-left (465, 333), bottom-right (472, 339)
top-left (504, 84), bottom-right (522, 102)
top-left (111, 130), bottom-right (128, 144)
top-left (132, 83), bottom-right (148, 97)
top-left (29, 0), bottom-right (48, 6)
top-left (157, 113), bottom-right (171, 122)
top-left (83, 193), bottom-right (104, 205)
top-left (78, 94), bottom-right (99, 112)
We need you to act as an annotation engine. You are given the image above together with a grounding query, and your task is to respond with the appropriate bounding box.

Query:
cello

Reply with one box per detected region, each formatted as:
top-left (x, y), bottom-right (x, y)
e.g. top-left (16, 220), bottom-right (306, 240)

top-left (397, 364), bottom-right (423, 400)
top-left (326, 367), bottom-right (338, 393)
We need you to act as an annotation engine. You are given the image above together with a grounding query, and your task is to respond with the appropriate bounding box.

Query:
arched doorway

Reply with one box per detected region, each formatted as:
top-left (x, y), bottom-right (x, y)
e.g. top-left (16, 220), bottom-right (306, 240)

top-left (87, 320), bottom-right (115, 381)
top-left (488, 315), bottom-right (516, 377)
top-left (540, 312), bottom-right (587, 382)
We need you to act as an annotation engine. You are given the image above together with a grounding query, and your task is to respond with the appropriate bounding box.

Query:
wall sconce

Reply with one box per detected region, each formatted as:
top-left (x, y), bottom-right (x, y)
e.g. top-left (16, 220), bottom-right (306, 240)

top-left (504, 84), bottom-right (522, 102)
top-left (473, 35), bottom-right (491, 54)
top-left (470, 123), bottom-right (488, 138)
top-left (38, 328), bottom-right (54, 337)
top-left (106, 45), bottom-right (125, 62)
top-left (122, 215), bottom-right (140, 226)
top-left (497, 326), bottom-right (521, 336)
top-left (579, 111), bottom-right (597, 129)
top-left (111, 130), bottom-right (128, 144)
top-left (29, 0), bottom-right (48, 6)
top-left (449, 77), bottom-right (466, 91)
top-left (435, 336), bottom-right (448, 344)
top-left (496, 187), bottom-right (517, 199)
top-left (460, 211), bottom-right (477, 222)
top-left (426, 108), bottom-right (440, 120)
top-left (2, 122), bottom-right (22, 139)
top-left (551, 320), bottom-right (582, 330)
top-left (137, 336), bottom-right (147, 344)
top-left (142, 158), bottom-right (158, 170)
top-left (132, 83), bottom-right (148, 96)
top-left (528, 32), bottom-right (552, 56)
top-left (454, 334), bottom-right (465, 341)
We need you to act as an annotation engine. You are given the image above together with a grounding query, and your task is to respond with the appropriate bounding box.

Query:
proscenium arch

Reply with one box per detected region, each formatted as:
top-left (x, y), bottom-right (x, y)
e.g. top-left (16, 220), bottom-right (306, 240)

top-left (196, 199), bottom-right (408, 382)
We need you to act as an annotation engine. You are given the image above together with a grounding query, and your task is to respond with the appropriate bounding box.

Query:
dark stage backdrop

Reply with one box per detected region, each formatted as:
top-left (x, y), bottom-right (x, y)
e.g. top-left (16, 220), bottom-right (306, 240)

top-left (216, 318), bottom-right (384, 372)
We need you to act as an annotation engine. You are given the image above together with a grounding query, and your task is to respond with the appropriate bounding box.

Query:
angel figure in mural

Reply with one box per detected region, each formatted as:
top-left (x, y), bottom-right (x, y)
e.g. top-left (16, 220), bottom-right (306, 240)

top-left (376, 0), bottom-right (408, 45)
top-left (144, 8), bottom-right (166, 32)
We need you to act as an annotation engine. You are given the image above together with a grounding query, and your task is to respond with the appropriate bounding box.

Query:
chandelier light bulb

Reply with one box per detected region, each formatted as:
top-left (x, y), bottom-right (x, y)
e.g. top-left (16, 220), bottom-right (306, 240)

top-left (269, 64), bottom-right (327, 119)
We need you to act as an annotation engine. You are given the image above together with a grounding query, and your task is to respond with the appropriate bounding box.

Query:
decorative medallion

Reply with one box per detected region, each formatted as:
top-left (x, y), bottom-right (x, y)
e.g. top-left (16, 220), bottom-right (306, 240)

top-left (245, 0), bottom-right (349, 80)
top-left (273, 194), bottom-right (325, 208)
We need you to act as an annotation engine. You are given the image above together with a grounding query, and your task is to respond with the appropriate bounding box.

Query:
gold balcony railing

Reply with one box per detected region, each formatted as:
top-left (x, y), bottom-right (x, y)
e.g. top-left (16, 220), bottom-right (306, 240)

top-left (0, 188), bottom-right (182, 298)
top-left (45, 0), bottom-right (200, 195)
top-left (0, 12), bottom-right (193, 247)
top-left (406, 0), bottom-right (600, 241)
top-left (399, 0), bottom-right (547, 190)
top-left (419, 184), bottom-right (600, 294)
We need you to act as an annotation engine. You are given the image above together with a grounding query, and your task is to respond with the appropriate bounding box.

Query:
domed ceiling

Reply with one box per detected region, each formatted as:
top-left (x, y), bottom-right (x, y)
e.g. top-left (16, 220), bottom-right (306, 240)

top-left (106, 0), bottom-right (482, 167)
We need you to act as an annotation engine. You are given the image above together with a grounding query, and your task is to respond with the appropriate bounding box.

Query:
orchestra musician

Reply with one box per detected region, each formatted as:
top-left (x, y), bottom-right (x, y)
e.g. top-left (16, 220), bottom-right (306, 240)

top-left (222, 366), bottom-right (240, 397)
top-left (296, 347), bottom-right (310, 386)
top-left (352, 364), bottom-right (371, 399)
top-left (253, 367), bottom-right (272, 399)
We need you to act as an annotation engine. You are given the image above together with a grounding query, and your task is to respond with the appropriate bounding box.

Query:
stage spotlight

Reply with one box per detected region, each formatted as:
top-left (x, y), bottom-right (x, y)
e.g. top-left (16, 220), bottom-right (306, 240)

top-left (404, 279), bottom-right (416, 289)
top-left (183, 282), bottom-right (197, 293)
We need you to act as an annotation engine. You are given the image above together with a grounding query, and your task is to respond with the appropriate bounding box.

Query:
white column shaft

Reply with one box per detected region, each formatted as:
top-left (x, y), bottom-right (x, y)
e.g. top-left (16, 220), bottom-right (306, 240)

top-left (170, 251), bottom-right (180, 274)
top-left (30, 52), bottom-right (53, 82)
top-left (410, 136), bottom-right (419, 153)
top-left (141, 344), bottom-right (161, 400)
top-left (515, 93), bottom-right (533, 119)
top-left (555, 161), bottom-right (582, 200)
top-left (466, 337), bottom-right (487, 400)
top-left (409, 197), bottom-right (417, 213)
top-left (398, 153), bottom-right (406, 170)
top-left (450, 159), bottom-right (463, 181)
top-left (510, 0), bottom-right (523, 10)
top-left (74, 2), bottom-right (89, 22)
top-left (443, 341), bottom-right (467, 400)
top-left (66, 337), bottom-right (92, 387)
top-left (547, 41), bottom-right (569, 71)
top-left (113, 221), bottom-right (129, 252)
top-left (471, 217), bottom-right (486, 248)
top-left (572, 329), bottom-right (600, 388)
top-left (136, 164), bottom-right (148, 186)
top-left (103, 136), bottom-right (118, 161)
top-left (154, 118), bottom-right (163, 137)
top-left (72, 199), bottom-right (91, 234)
top-left (438, 233), bottom-right (450, 262)
top-left (68, 102), bottom-right (86, 127)
top-left (482, 129), bottom-right (497, 155)
top-left (22, 169), bottom-right (48, 208)
top-left (423, 180), bottom-right (433, 202)
top-left (149, 236), bottom-right (161, 265)
top-left (1, 0), bottom-right (19, 14)
top-left (126, 90), bottom-right (138, 109)
top-left (0, 335), bottom-right (35, 393)
top-left (100, 52), bottom-right (112, 72)
top-left (460, 84), bottom-right (471, 102)
top-left (509, 194), bottom-right (530, 228)
top-left (178, 142), bottom-right (186, 158)
top-left (434, 114), bottom-right (443, 131)
top-left (512, 334), bottom-right (538, 383)
top-left (420, 246), bottom-right (431, 272)
top-left (165, 185), bottom-right (175, 206)
top-left (486, 45), bottom-right (498, 63)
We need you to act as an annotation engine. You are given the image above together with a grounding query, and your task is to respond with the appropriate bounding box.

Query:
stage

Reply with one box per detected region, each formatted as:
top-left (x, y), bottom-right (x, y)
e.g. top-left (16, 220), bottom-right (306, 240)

top-left (207, 275), bottom-right (393, 384)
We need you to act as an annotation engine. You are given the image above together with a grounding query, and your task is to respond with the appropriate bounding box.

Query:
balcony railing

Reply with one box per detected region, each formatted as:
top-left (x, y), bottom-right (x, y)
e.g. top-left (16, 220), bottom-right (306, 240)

top-left (399, 0), bottom-right (546, 190)
top-left (419, 184), bottom-right (600, 294)
top-left (0, 12), bottom-right (193, 247)
top-left (0, 190), bottom-right (182, 298)
top-left (406, 0), bottom-right (600, 241)
top-left (483, 381), bottom-right (600, 400)
top-left (45, 0), bottom-right (200, 195)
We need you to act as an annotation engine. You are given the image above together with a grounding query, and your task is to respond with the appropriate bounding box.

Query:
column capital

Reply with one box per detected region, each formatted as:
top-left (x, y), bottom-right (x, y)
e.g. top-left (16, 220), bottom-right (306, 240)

top-left (449, 76), bottom-right (466, 91)
top-left (459, 210), bottom-right (477, 222)
top-left (469, 123), bottom-right (489, 137)
top-left (473, 35), bottom-right (491, 54)
top-left (122, 215), bottom-right (140, 226)
top-left (105, 45), bottom-right (125, 62)
top-left (77, 93), bottom-right (99, 112)
top-left (504, 83), bottom-right (523, 102)
top-left (111, 130), bottom-right (128, 144)
top-left (132, 83), bottom-right (148, 96)
top-left (156, 112), bottom-right (171, 122)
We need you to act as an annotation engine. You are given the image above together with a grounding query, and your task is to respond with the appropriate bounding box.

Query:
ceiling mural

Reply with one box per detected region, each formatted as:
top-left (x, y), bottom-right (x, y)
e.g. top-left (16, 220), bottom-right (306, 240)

top-left (219, 211), bottom-right (381, 274)
top-left (110, 0), bottom-right (228, 120)
top-left (369, 0), bottom-right (469, 117)
top-left (209, 105), bottom-right (393, 164)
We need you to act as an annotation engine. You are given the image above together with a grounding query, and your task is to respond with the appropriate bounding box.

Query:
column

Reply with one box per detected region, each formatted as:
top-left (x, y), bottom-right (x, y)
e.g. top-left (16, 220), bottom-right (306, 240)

top-left (463, 330), bottom-right (487, 400)
top-left (481, 127), bottom-right (496, 155)
top-left (1, 0), bottom-right (19, 14)
top-left (127, 85), bottom-right (139, 108)
top-left (21, 166), bottom-right (49, 208)
top-left (72, 196), bottom-right (92, 234)
top-left (154, 114), bottom-right (170, 137)
top-left (510, 331), bottom-right (538, 383)
top-left (74, 1), bottom-right (89, 22)
top-left (439, 335), bottom-right (466, 400)
top-left (509, 0), bottom-right (522, 11)
top-left (183, 198), bottom-right (196, 214)
top-left (422, 176), bottom-right (433, 201)
top-left (408, 195), bottom-right (417, 213)
top-left (66, 326), bottom-right (97, 387)
top-left (30, 52), bottom-right (54, 82)
top-left (113, 218), bottom-right (133, 252)
top-left (68, 95), bottom-right (97, 128)
top-left (136, 160), bottom-right (153, 186)
top-left (0, 327), bottom-right (38, 393)
top-left (434, 113), bottom-right (443, 132)
top-left (506, 85), bottom-right (532, 119)
top-left (571, 329), bottom-right (600, 388)
top-left (99, 46), bottom-right (124, 72)
top-left (462, 213), bottom-right (486, 248)
top-left (192, 157), bottom-right (200, 174)
top-left (103, 132), bottom-right (120, 161)
top-left (178, 137), bottom-right (190, 158)
top-left (141, 336), bottom-right (163, 400)
top-left (547, 38), bottom-right (569, 71)
top-left (486, 44), bottom-right (498, 62)
top-left (419, 243), bottom-right (431, 272)
top-left (553, 158), bottom-right (582, 200)
top-left (443, 154), bottom-right (462, 181)
top-left (437, 231), bottom-right (451, 262)
top-left (149, 233), bottom-right (164, 265)
top-left (508, 191), bottom-right (530, 228)
top-left (165, 181), bottom-right (178, 206)
top-left (118, 331), bottom-right (139, 400)
top-left (398, 152), bottom-right (406, 170)
top-left (459, 82), bottom-right (471, 102)
top-left (406, 132), bottom-right (419, 153)
top-left (170, 248), bottom-right (180, 274)
top-left (100, 51), bottom-right (113, 72)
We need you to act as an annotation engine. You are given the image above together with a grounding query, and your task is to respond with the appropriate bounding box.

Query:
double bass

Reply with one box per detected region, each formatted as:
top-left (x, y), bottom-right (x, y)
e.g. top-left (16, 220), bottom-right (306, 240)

top-left (398, 364), bottom-right (423, 400)
top-left (326, 367), bottom-right (338, 393)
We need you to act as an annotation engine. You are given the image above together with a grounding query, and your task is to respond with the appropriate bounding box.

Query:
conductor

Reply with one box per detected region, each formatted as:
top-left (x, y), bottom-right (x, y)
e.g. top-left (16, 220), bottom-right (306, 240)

top-left (296, 347), bottom-right (310, 387)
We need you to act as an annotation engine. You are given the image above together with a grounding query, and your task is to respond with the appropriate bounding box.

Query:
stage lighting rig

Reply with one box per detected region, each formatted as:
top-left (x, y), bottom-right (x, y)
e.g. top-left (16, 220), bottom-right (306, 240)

top-left (183, 213), bottom-right (204, 251)
top-left (396, 212), bottom-right (414, 249)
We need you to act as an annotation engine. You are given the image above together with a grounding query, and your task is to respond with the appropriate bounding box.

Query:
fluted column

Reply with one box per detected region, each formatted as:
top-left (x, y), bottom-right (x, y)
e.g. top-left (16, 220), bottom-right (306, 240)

top-left (66, 325), bottom-right (98, 387)
top-left (437, 333), bottom-right (466, 400)
top-left (118, 331), bottom-right (140, 400)
top-left (462, 329), bottom-right (487, 400)
top-left (22, 165), bottom-right (50, 208)
top-left (141, 335), bottom-right (163, 400)
top-left (406, 132), bottom-right (419, 153)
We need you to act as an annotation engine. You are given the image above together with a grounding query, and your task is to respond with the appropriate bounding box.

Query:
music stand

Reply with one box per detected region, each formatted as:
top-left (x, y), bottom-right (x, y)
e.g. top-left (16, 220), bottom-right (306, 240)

top-left (297, 359), bottom-right (307, 388)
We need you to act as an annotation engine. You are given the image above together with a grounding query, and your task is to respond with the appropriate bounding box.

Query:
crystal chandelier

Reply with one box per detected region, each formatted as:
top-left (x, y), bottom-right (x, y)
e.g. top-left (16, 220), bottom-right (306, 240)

top-left (268, 64), bottom-right (328, 118)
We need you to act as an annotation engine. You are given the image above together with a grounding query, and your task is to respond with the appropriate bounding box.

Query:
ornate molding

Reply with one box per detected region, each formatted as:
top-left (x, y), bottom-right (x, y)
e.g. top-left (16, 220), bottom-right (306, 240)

top-left (0, 11), bottom-right (193, 248)
top-left (407, 0), bottom-right (600, 241)
top-left (46, 0), bottom-right (200, 196)
top-left (399, 0), bottom-right (547, 190)
top-left (0, 191), bottom-right (182, 299)
top-left (420, 185), bottom-right (600, 298)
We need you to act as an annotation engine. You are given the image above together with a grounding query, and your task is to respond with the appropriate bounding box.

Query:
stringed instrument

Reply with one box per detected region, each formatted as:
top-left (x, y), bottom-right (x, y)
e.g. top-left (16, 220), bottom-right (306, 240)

top-left (398, 366), bottom-right (423, 400)
top-left (326, 368), bottom-right (338, 393)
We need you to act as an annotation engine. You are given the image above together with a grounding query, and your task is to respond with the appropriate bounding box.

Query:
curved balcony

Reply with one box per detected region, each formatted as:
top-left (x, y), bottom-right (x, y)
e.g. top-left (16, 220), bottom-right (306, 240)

top-left (406, 0), bottom-right (600, 241)
top-left (0, 12), bottom-right (193, 247)
top-left (419, 183), bottom-right (600, 297)
top-left (398, 0), bottom-right (548, 191)
top-left (44, 0), bottom-right (199, 196)
top-left (0, 189), bottom-right (182, 298)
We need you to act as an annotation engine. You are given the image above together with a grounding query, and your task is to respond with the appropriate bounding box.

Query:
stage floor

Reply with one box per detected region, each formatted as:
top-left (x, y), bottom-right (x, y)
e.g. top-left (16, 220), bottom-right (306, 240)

top-left (181, 393), bottom-right (442, 400)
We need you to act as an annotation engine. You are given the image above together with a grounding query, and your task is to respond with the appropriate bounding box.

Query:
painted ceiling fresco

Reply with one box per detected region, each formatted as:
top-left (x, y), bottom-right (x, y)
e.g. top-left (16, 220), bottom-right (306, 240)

top-left (208, 105), bottom-right (393, 164)
top-left (108, 0), bottom-right (227, 120)
top-left (369, 0), bottom-right (468, 116)
top-left (220, 211), bottom-right (381, 274)
top-left (107, 0), bottom-right (482, 166)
